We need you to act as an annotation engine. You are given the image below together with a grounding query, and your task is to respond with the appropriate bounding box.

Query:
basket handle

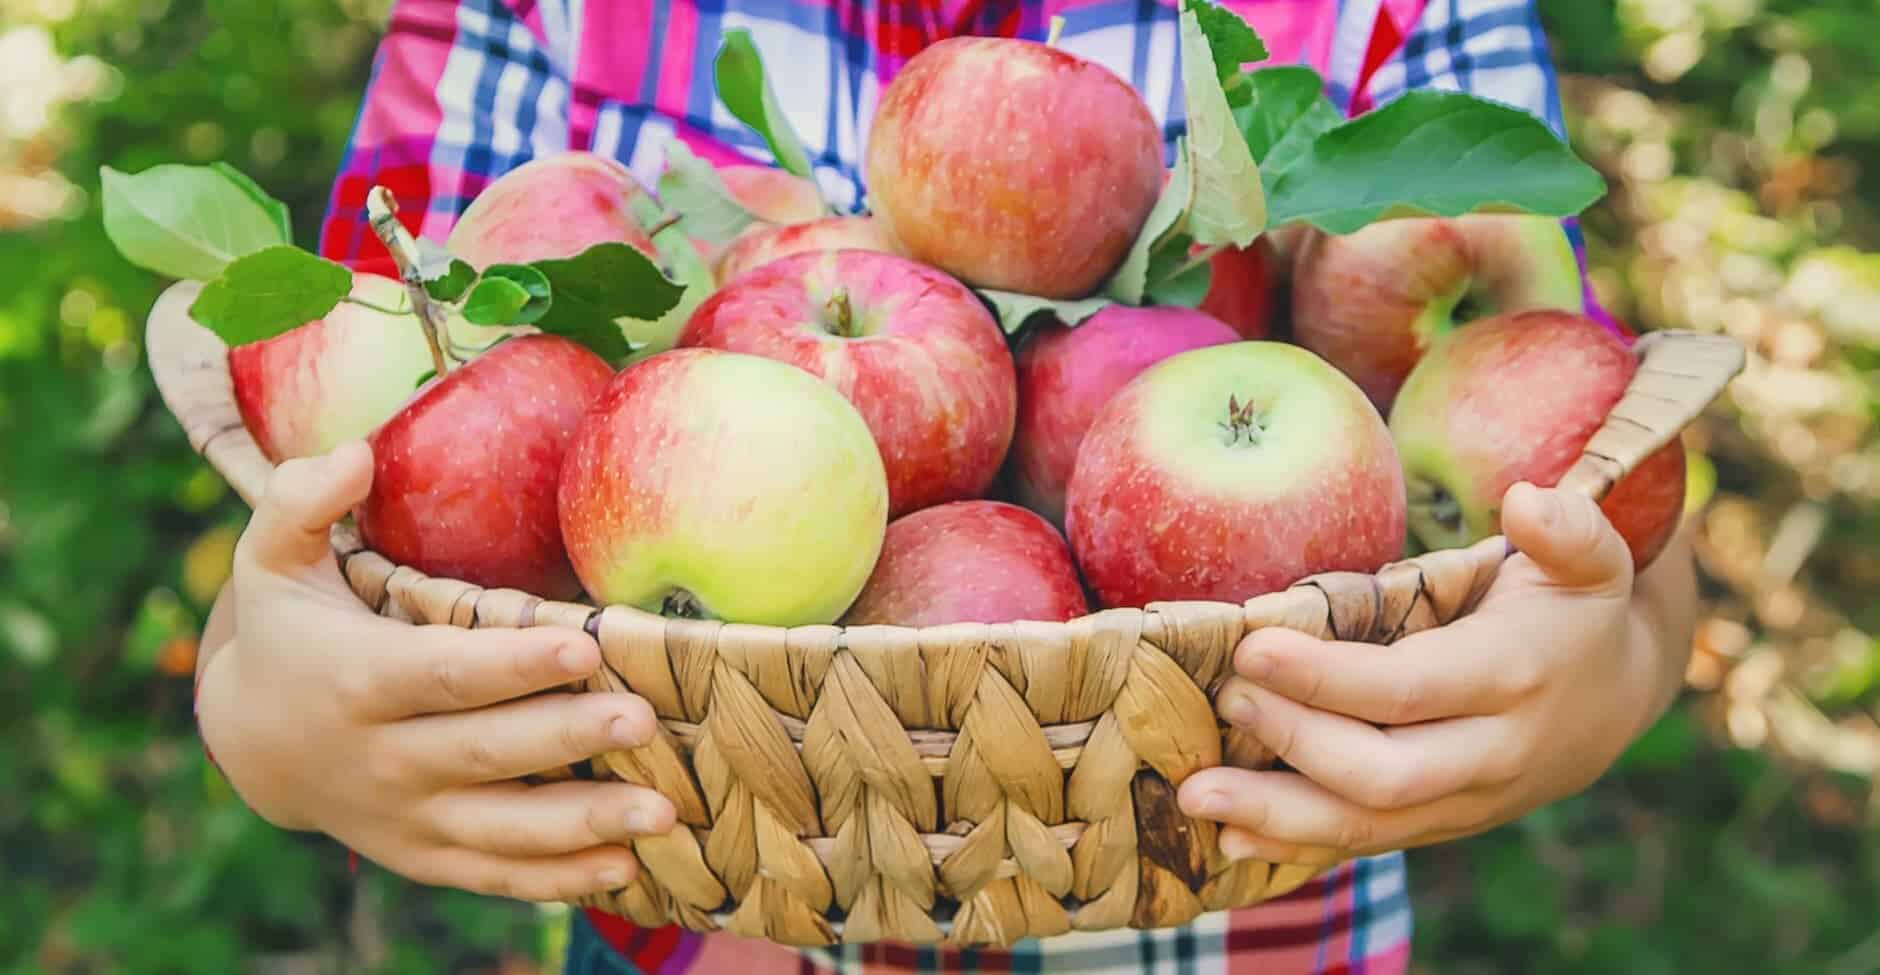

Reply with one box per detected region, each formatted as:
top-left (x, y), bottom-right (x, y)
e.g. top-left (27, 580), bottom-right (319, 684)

top-left (146, 281), bottom-right (277, 509)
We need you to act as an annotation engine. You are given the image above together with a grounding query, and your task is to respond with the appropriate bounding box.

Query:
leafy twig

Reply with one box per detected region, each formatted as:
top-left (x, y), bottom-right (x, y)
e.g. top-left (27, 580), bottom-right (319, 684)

top-left (366, 186), bottom-right (452, 378)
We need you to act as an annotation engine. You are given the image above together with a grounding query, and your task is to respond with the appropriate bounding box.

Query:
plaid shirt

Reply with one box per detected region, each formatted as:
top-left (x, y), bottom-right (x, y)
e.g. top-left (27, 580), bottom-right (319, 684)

top-left (315, 1), bottom-right (1590, 971)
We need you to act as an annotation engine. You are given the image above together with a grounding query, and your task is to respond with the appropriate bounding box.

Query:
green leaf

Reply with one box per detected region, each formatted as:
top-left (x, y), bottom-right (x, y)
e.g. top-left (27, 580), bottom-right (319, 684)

top-left (656, 139), bottom-right (758, 248)
top-left (1265, 89), bottom-right (1608, 233)
top-left (1144, 237), bottom-right (1214, 307)
top-left (1177, 0), bottom-right (1267, 248)
top-left (99, 163), bottom-right (289, 281)
top-left (1234, 65), bottom-right (1342, 187)
top-left (714, 28), bottom-right (818, 180)
top-left (413, 368), bottom-right (437, 390)
top-left (1105, 140), bottom-right (1195, 305)
top-left (415, 237), bottom-right (477, 302)
top-left (528, 242), bottom-right (686, 361)
top-left (1185, 0), bottom-right (1268, 82)
top-left (978, 289), bottom-right (1113, 335)
top-left (624, 191), bottom-right (718, 362)
top-left (208, 162), bottom-right (292, 243)
top-left (185, 245), bottom-right (353, 346)
top-left (461, 278), bottom-right (530, 326)
top-left (476, 264), bottom-right (552, 324)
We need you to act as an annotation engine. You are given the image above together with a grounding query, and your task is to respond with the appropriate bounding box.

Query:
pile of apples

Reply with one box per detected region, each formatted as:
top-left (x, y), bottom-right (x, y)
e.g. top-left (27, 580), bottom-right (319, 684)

top-left (231, 36), bottom-right (1686, 630)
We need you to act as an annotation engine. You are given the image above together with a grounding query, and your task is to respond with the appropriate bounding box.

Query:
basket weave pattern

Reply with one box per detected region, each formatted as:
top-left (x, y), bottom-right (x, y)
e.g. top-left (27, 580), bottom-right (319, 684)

top-left (146, 284), bottom-right (1745, 947)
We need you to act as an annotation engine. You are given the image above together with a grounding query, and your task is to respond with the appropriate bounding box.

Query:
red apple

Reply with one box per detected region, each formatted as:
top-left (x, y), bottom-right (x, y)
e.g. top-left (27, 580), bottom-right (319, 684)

top-left (841, 501), bottom-right (1089, 627)
top-left (354, 334), bottom-right (614, 599)
top-left (677, 249), bottom-right (1016, 518)
top-left (713, 214), bottom-right (900, 284)
top-left (719, 163), bottom-right (828, 225)
top-left (558, 347), bottom-right (889, 625)
top-left (863, 36), bottom-right (1164, 299)
top-left (1387, 309), bottom-right (1686, 571)
top-left (1195, 237), bottom-right (1278, 341)
top-left (446, 151), bottom-right (659, 267)
top-left (1065, 341), bottom-right (1407, 607)
top-left (1012, 305), bottom-right (1240, 527)
top-left (1290, 214), bottom-right (1585, 412)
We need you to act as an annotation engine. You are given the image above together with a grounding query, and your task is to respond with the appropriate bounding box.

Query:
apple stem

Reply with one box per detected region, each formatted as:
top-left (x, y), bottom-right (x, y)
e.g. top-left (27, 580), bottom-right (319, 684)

top-left (366, 185), bottom-right (452, 379)
top-left (1219, 394), bottom-right (1267, 446)
top-left (662, 589), bottom-right (713, 620)
top-left (1046, 15), bottom-right (1066, 47)
top-left (826, 289), bottom-right (856, 338)
top-left (644, 211), bottom-right (684, 238)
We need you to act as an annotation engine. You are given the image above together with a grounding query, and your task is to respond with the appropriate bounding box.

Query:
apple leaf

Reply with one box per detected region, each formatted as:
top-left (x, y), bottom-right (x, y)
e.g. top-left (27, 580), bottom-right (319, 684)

top-left (624, 192), bottom-right (716, 362)
top-left (463, 265), bottom-right (551, 325)
top-left (979, 289), bottom-right (1112, 335)
top-left (656, 139), bottom-right (757, 248)
top-left (714, 28), bottom-right (818, 181)
top-left (185, 245), bottom-right (353, 346)
top-left (1265, 88), bottom-right (1608, 233)
top-left (1143, 237), bottom-right (1214, 308)
top-left (100, 163), bottom-right (289, 281)
top-left (414, 237), bottom-right (478, 302)
top-left (1177, 0), bottom-right (1267, 249)
top-left (1105, 139), bottom-right (1195, 305)
top-left (1234, 65), bottom-right (1342, 188)
top-left (1187, 0), bottom-right (1267, 83)
top-left (209, 162), bottom-right (293, 243)
top-left (526, 242), bottom-right (686, 361)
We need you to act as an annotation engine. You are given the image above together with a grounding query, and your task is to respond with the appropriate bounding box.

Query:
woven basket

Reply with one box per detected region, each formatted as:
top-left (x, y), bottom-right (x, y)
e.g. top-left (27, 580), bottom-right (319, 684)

top-left (147, 285), bottom-right (1744, 948)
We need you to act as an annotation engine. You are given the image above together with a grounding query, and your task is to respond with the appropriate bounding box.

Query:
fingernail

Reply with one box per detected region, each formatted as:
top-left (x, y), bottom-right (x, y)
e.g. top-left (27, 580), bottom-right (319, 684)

top-left (597, 867), bottom-right (629, 888)
top-left (609, 715), bottom-right (647, 748)
top-left (1220, 831), bottom-right (1259, 861)
top-left (1189, 790), bottom-right (1229, 817)
top-left (625, 805), bottom-right (664, 834)
top-left (1219, 691), bottom-right (1257, 727)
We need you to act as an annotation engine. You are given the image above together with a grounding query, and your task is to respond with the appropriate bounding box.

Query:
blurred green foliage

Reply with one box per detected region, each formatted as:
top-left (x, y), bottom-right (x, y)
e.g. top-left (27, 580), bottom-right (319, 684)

top-left (0, 0), bottom-right (1876, 973)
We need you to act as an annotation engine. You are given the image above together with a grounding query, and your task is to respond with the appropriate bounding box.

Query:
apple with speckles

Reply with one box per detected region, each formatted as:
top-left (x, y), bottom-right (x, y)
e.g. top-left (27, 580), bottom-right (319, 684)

top-left (1195, 237), bottom-right (1279, 341)
top-left (1012, 305), bottom-right (1240, 527)
top-left (355, 334), bottom-right (616, 600)
top-left (841, 500), bottom-right (1089, 627)
top-left (446, 151), bottom-right (660, 268)
top-left (1290, 213), bottom-right (1585, 411)
top-left (1065, 341), bottom-right (1407, 608)
top-left (863, 35), bottom-right (1165, 299)
top-left (713, 214), bottom-right (901, 284)
top-left (1388, 308), bottom-right (1686, 571)
top-left (677, 249), bottom-right (1016, 518)
top-left (718, 163), bottom-right (828, 225)
top-left (557, 347), bottom-right (888, 625)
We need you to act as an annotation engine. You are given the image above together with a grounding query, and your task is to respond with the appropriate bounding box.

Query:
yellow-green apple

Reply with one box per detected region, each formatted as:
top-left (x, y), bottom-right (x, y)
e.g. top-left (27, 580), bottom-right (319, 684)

top-left (1290, 213), bottom-right (1584, 411)
top-left (557, 347), bottom-right (888, 624)
top-left (445, 150), bottom-right (659, 267)
top-left (841, 500), bottom-right (1089, 627)
top-left (229, 271), bottom-right (438, 462)
top-left (1065, 341), bottom-right (1407, 607)
top-left (1388, 308), bottom-right (1686, 571)
top-left (354, 334), bottom-right (615, 600)
top-left (1012, 306), bottom-right (1240, 526)
top-left (713, 214), bottom-right (900, 284)
top-left (863, 36), bottom-right (1164, 299)
top-left (677, 249), bottom-right (1015, 518)
top-left (1195, 237), bottom-right (1279, 341)
top-left (718, 163), bottom-right (827, 225)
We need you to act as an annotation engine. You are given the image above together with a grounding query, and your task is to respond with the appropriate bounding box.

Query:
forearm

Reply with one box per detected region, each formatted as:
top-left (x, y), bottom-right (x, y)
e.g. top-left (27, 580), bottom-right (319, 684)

top-left (1623, 525), bottom-right (1699, 738)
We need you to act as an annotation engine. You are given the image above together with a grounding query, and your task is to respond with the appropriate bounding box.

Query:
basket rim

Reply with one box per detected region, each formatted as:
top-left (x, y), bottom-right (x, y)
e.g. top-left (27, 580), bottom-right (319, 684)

top-left (145, 278), bottom-right (1747, 640)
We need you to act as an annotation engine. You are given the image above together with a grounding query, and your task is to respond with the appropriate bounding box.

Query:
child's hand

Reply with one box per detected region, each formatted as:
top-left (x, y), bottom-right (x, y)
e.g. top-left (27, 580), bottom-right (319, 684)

top-left (195, 440), bottom-right (677, 902)
top-left (1177, 481), bottom-right (1691, 867)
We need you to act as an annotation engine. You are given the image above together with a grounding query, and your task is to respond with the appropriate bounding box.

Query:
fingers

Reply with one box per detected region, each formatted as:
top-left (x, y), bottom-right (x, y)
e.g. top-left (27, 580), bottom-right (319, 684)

top-left (1230, 626), bottom-right (1538, 725)
top-left (398, 690), bottom-right (658, 785)
top-left (427, 779), bottom-right (677, 858)
top-left (1178, 767), bottom-right (1464, 856)
top-left (1214, 679), bottom-right (1519, 810)
top-left (357, 624), bottom-right (604, 720)
top-left (1215, 827), bottom-right (1344, 869)
top-left (240, 440), bottom-right (373, 573)
top-left (1501, 481), bottom-right (1633, 595)
top-left (403, 844), bottom-right (641, 903)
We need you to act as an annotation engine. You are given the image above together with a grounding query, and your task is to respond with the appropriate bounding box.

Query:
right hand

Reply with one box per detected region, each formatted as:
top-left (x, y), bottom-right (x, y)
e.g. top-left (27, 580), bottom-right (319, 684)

top-left (195, 439), bottom-right (676, 903)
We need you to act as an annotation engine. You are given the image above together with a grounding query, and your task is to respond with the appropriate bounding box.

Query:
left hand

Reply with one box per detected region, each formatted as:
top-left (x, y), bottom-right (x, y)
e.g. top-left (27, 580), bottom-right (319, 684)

top-left (1177, 481), bottom-right (1686, 867)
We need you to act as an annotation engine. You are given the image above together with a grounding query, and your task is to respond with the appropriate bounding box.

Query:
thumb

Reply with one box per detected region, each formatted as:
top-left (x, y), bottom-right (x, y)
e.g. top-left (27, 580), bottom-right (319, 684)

top-left (1501, 481), bottom-right (1633, 595)
top-left (239, 439), bottom-right (374, 574)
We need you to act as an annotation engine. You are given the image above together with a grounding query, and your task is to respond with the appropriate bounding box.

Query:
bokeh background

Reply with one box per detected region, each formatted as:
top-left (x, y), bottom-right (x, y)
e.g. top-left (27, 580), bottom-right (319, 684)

top-left (3, 0), bottom-right (1878, 971)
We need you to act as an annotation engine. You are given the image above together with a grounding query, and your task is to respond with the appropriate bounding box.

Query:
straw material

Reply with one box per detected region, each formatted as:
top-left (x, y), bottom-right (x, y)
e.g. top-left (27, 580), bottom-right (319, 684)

top-left (147, 281), bottom-right (1745, 946)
